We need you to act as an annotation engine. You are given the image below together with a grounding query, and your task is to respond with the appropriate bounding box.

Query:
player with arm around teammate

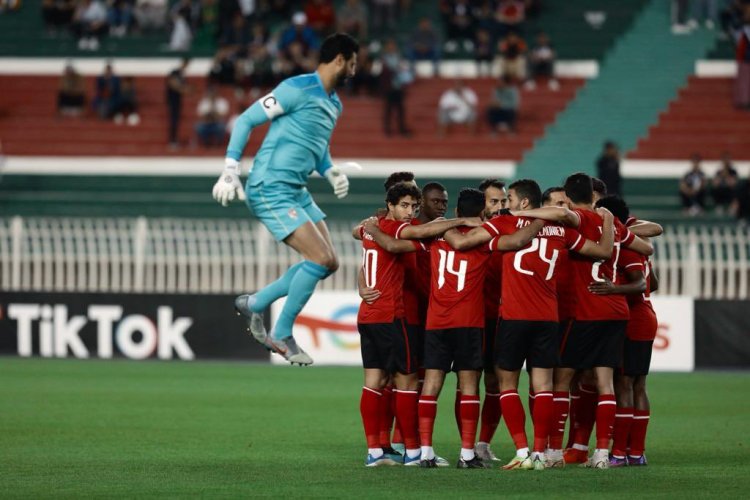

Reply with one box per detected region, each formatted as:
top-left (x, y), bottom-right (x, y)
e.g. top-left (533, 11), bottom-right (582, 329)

top-left (216, 34), bottom-right (360, 365)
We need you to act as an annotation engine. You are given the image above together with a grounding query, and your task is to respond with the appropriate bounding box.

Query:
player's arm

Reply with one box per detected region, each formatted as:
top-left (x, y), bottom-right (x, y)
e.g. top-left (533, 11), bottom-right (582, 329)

top-left (624, 234), bottom-right (654, 256)
top-left (358, 268), bottom-right (380, 304)
top-left (511, 207), bottom-right (580, 227)
top-left (495, 218), bottom-right (545, 251)
top-left (588, 268), bottom-right (646, 296)
top-left (648, 262), bottom-right (659, 292)
top-left (628, 219), bottom-right (663, 237)
top-left (364, 221), bottom-right (418, 254)
top-left (398, 217), bottom-right (482, 240)
top-left (573, 208), bottom-right (615, 260)
top-left (444, 226), bottom-right (492, 251)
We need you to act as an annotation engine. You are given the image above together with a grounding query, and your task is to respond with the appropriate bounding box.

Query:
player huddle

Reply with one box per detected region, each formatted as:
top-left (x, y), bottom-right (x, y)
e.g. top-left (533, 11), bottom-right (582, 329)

top-left (353, 171), bottom-right (662, 470)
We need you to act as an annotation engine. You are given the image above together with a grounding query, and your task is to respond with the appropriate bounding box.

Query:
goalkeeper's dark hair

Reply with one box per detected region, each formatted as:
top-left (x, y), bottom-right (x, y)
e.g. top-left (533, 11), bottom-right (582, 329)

top-left (478, 178), bottom-right (505, 192)
top-left (386, 182), bottom-right (422, 206)
top-left (456, 188), bottom-right (486, 218)
top-left (422, 181), bottom-right (447, 196)
top-left (384, 171), bottom-right (415, 191)
top-left (542, 186), bottom-right (565, 205)
top-left (508, 179), bottom-right (542, 209)
top-left (564, 172), bottom-right (594, 204)
top-left (592, 177), bottom-right (607, 197)
top-left (595, 195), bottom-right (630, 224)
top-left (319, 33), bottom-right (359, 63)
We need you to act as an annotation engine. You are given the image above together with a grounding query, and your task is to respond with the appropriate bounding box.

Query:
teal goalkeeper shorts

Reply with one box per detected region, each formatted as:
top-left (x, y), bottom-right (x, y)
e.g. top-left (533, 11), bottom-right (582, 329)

top-left (246, 181), bottom-right (327, 242)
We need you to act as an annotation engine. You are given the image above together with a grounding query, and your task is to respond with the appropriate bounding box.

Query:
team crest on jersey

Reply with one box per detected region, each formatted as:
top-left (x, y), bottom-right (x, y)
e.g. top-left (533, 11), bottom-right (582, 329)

top-left (288, 208), bottom-right (298, 219)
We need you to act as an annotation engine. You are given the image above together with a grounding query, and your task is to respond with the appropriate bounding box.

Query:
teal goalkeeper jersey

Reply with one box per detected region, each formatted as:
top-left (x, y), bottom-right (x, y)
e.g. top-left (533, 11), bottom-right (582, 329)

top-left (226, 72), bottom-right (341, 188)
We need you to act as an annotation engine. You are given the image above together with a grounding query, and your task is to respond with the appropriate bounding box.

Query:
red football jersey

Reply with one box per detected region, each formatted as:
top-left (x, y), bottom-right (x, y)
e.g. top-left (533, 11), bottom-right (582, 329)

top-left (569, 209), bottom-right (636, 321)
top-left (500, 219), bottom-right (586, 321)
top-left (407, 218), bottom-right (433, 324)
top-left (618, 248), bottom-right (657, 341)
top-left (556, 251), bottom-right (574, 321)
top-left (426, 227), bottom-right (494, 330)
top-left (484, 252), bottom-right (503, 320)
top-left (357, 218), bottom-right (416, 324)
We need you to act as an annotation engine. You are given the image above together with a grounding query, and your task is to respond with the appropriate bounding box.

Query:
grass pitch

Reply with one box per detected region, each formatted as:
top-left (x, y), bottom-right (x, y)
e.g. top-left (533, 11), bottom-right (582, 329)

top-left (1, 358), bottom-right (749, 498)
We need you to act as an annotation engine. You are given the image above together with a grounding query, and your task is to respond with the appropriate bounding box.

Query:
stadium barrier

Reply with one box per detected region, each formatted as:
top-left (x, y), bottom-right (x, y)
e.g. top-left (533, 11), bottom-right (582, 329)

top-left (695, 300), bottom-right (750, 368)
top-left (1, 216), bottom-right (748, 299)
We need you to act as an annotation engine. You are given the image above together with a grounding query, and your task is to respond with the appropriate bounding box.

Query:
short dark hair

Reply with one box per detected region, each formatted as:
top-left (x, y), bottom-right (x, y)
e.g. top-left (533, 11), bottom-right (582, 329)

top-left (319, 33), bottom-right (359, 64)
top-left (456, 188), bottom-right (486, 218)
top-left (386, 182), bottom-right (422, 206)
top-left (422, 181), bottom-right (447, 196)
top-left (595, 195), bottom-right (630, 224)
top-left (564, 172), bottom-right (593, 204)
top-left (384, 171), bottom-right (415, 192)
top-left (508, 179), bottom-right (542, 209)
top-left (478, 178), bottom-right (505, 192)
top-left (592, 177), bottom-right (607, 196)
top-left (542, 186), bottom-right (565, 204)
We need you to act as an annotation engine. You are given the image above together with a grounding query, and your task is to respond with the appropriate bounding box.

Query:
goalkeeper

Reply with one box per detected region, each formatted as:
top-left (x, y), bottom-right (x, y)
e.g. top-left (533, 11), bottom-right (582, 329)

top-left (212, 33), bottom-right (360, 365)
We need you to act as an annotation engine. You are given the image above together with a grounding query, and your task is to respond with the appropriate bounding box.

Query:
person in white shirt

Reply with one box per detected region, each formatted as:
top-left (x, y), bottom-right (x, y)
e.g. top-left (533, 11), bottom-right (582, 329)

top-left (437, 80), bottom-right (478, 136)
top-left (195, 84), bottom-right (229, 147)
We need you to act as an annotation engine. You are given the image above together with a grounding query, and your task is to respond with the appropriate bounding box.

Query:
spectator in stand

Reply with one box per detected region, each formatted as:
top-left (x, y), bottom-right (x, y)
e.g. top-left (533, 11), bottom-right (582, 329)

top-left (57, 61), bottom-right (86, 117)
top-left (112, 76), bottom-right (140, 126)
top-left (166, 58), bottom-right (190, 149)
top-left (237, 43), bottom-right (276, 90)
top-left (71, 0), bottom-right (109, 51)
top-left (596, 140), bottom-right (622, 197)
top-left (495, 0), bottom-right (525, 36)
top-left (278, 40), bottom-right (317, 78)
top-left (336, 0), bottom-right (367, 39)
top-left (208, 48), bottom-right (237, 85)
top-left (711, 152), bottom-right (740, 212)
top-left (42, 0), bottom-right (76, 35)
top-left (108, 0), bottom-right (134, 38)
top-left (348, 45), bottom-right (379, 96)
top-left (688, 0), bottom-right (719, 29)
top-left (732, 174), bottom-right (750, 223)
top-left (442, 0), bottom-right (475, 50)
top-left (380, 38), bottom-right (413, 136)
top-left (474, 28), bottom-right (494, 76)
top-left (219, 11), bottom-right (250, 49)
top-left (437, 80), bottom-right (478, 136)
top-left (526, 32), bottom-right (559, 90)
top-left (93, 62), bottom-right (121, 119)
top-left (487, 74), bottom-right (519, 134)
top-left (279, 12), bottom-right (321, 58)
top-left (168, 0), bottom-right (197, 51)
top-left (195, 84), bottom-right (230, 147)
top-left (734, 6), bottom-right (750, 109)
top-left (498, 31), bottom-right (527, 81)
top-left (474, 0), bottom-right (497, 35)
top-left (409, 17), bottom-right (441, 77)
top-left (679, 154), bottom-right (708, 216)
top-left (305, 0), bottom-right (336, 36)
top-left (133, 0), bottom-right (168, 31)
top-left (372, 0), bottom-right (397, 32)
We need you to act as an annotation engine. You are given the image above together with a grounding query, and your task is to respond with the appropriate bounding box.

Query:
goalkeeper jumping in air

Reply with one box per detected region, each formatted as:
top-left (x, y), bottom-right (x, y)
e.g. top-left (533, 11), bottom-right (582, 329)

top-left (212, 33), bottom-right (360, 366)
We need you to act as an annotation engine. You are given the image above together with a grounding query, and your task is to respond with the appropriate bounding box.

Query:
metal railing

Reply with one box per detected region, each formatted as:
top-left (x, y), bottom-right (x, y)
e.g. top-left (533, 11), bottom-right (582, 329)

top-left (1, 217), bottom-right (748, 299)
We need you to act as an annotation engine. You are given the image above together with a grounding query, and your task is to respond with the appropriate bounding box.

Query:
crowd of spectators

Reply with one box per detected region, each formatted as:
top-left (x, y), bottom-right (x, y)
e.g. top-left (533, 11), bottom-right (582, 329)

top-left (679, 153), bottom-right (745, 217)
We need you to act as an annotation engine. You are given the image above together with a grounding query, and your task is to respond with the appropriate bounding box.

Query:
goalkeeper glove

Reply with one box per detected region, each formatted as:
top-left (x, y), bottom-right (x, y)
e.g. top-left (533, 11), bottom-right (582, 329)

top-left (324, 162), bottom-right (361, 199)
top-left (212, 158), bottom-right (246, 207)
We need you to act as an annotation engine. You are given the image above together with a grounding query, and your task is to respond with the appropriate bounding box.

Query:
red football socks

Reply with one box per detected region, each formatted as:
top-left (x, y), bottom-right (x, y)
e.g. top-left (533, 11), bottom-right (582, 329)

top-left (532, 391), bottom-right (553, 453)
top-left (418, 394), bottom-right (438, 446)
top-left (478, 392), bottom-right (501, 443)
top-left (379, 385), bottom-right (394, 448)
top-left (394, 389), bottom-right (419, 449)
top-left (360, 387), bottom-right (382, 449)
top-left (549, 391), bottom-right (570, 450)
top-left (611, 406), bottom-right (634, 457)
top-left (500, 389), bottom-right (528, 451)
top-left (595, 394), bottom-right (617, 449)
top-left (460, 394), bottom-right (481, 450)
top-left (572, 384), bottom-right (598, 448)
top-left (629, 409), bottom-right (650, 456)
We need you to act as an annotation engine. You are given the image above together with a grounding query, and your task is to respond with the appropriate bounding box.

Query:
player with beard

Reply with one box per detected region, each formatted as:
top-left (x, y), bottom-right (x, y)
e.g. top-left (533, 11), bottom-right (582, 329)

top-left (473, 178), bottom-right (508, 464)
top-left (226, 34), bottom-right (361, 365)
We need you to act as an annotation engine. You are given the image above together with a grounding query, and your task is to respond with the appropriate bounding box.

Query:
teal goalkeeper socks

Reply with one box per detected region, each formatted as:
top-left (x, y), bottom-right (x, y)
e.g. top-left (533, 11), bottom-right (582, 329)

top-left (250, 261), bottom-right (305, 313)
top-left (272, 261), bottom-right (329, 340)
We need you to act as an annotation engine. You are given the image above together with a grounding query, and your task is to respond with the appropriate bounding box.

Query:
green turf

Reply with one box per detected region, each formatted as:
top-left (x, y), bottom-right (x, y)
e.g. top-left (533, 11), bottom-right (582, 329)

top-left (1, 359), bottom-right (749, 498)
